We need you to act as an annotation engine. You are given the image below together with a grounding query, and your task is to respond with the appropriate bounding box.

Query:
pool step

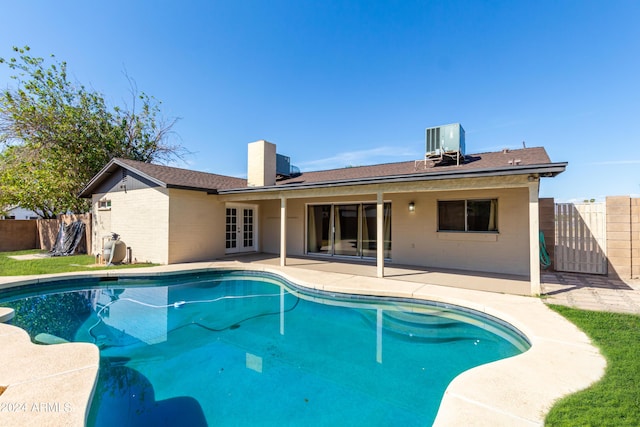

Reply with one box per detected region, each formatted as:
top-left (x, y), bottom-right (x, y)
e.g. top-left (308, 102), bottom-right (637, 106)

top-left (361, 309), bottom-right (477, 343)
top-left (34, 333), bottom-right (70, 345)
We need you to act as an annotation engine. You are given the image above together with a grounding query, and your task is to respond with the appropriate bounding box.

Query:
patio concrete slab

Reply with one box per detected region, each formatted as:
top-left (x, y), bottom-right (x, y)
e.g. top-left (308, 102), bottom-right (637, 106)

top-left (541, 272), bottom-right (640, 314)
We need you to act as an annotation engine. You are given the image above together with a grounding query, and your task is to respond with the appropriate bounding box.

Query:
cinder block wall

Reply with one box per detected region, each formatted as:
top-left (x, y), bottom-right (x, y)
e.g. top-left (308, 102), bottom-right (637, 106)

top-left (606, 196), bottom-right (640, 279)
top-left (539, 198), bottom-right (555, 271)
top-left (0, 220), bottom-right (38, 251)
top-left (633, 198), bottom-right (640, 278)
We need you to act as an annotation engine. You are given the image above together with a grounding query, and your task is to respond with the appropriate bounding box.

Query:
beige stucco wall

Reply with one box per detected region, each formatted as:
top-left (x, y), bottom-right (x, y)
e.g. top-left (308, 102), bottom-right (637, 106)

top-left (89, 172), bottom-right (531, 275)
top-left (92, 187), bottom-right (170, 264)
top-left (247, 140), bottom-right (276, 187)
top-left (167, 189), bottom-right (226, 263)
top-left (259, 198), bottom-right (306, 254)
top-left (390, 187), bottom-right (530, 275)
top-left (250, 186), bottom-right (531, 276)
top-left (259, 199), bottom-right (281, 254)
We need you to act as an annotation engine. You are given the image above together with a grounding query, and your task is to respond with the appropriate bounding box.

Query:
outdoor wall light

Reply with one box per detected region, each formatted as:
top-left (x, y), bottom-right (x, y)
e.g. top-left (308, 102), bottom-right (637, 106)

top-left (408, 201), bottom-right (415, 212)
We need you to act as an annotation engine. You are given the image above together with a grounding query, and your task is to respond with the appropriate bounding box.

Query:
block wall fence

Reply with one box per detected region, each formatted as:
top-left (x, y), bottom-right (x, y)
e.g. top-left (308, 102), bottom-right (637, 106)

top-left (606, 196), bottom-right (640, 279)
top-left (0, 214), bottom-right (91, 253)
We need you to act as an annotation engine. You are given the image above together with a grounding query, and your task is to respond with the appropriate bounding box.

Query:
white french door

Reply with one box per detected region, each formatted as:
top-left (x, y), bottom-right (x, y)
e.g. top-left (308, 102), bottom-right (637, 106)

top-left (225, 204), bottom-right (257, 254)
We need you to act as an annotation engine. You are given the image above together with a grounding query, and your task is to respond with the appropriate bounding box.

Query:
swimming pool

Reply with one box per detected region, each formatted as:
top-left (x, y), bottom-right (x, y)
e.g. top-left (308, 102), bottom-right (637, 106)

top-left (1, 270), bottom-right (530, 426)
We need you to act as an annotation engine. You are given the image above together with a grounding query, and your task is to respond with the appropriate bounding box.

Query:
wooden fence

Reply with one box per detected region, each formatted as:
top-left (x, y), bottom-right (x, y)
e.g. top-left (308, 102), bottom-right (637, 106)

top-left (540, 196), bottom-right (639, 279)
top-left (0, 214), bottom-right (92, 253)
top-left (554, 202), bottom-right (607, 275)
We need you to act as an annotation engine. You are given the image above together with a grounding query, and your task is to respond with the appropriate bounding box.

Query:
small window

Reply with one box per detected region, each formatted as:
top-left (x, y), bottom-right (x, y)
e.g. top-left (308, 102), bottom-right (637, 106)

top-left (99, 199), bottom-right (112, 209)
top-left (438, 199), bottom-right (497, 232)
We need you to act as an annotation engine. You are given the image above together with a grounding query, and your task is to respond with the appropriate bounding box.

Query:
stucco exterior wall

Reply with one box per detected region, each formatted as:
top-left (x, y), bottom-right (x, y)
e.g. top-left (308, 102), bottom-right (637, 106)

top-left (390, 187), bottom-right (530, 275)
top-left (253, 187), bottom-right (530, 276)
top-left (259, 198), bottom-right (305, 255)
top-left (260, 199), bottom-right (281, 254)
top-left (92, 187), bottom-right (170, 264)
top-left (167, 189), bottom-right (225, 263)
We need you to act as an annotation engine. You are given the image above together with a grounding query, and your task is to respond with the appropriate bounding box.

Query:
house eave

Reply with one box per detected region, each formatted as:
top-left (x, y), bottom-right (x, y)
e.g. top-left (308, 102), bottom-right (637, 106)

top-left (218, 162), bottom-right (568, 195)
top-left (78, 159), bottom-right (168, 198)
top-left (166, 184), bottom-right (219, 194)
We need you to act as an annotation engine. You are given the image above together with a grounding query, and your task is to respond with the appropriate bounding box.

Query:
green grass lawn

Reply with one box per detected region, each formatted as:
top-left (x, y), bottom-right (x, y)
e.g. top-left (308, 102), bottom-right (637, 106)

top-left (545, 305), bottom-right (640, 426)
top-left (0, 249), bottom-right (156, 276)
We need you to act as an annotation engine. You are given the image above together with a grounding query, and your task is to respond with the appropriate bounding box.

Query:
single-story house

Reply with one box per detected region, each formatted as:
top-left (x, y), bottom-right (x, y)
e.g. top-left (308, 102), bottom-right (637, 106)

top-left (1, 205), bottom-right (40, 220)
top-left (79, 135), bottom-right (566, 295)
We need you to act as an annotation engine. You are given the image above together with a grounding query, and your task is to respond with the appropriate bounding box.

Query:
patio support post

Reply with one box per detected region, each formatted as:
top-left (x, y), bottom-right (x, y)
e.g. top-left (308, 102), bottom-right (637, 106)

top-left (280, 196), bottom-right (287, 267)
top-left (529, 181), bottom-right (541, 295)
top-left (377, 191), bottom-right (384, 278)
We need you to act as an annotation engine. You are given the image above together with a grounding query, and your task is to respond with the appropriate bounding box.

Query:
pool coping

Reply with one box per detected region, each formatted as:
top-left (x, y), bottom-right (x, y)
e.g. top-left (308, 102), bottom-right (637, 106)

top-left (0, 261), bottom-right (606, 426)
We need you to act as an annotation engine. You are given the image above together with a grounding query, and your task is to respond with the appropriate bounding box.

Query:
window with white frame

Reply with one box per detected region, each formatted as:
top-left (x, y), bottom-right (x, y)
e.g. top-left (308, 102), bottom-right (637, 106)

top-left (98, 199), bottom-right (112, 209)
top-left (438, 199), bottom-right (498, 232)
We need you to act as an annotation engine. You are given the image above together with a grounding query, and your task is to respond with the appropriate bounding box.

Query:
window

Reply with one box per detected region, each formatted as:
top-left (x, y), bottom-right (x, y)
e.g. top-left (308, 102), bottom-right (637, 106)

top-left (438, 199), bottom-right (497, 232)
top-left (98, 199), bottom-right (112, 209)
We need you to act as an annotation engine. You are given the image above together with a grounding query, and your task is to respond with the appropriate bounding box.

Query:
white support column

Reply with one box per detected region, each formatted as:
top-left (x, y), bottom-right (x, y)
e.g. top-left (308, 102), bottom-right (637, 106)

top-left (529, 181), bottom-right (541, 295)
top-left (280, 196), bottom-right (287, 267)
top-left (377, 191), bottom-right (384, 278)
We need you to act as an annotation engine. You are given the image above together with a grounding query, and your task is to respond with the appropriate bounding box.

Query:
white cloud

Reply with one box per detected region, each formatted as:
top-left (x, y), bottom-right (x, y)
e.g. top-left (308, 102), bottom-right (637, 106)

top-left (297, 145), bottom-right (421, 171)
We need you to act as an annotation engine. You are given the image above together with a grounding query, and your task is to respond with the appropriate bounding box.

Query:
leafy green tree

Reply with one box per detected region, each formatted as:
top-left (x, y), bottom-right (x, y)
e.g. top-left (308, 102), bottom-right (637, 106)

top-left (0, 46), bottom-right (182, 218)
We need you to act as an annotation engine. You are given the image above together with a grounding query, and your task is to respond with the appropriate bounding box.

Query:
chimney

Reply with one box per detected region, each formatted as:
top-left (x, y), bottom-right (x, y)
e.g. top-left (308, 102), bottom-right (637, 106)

top-left (247, 140), bottom-right (276, 187)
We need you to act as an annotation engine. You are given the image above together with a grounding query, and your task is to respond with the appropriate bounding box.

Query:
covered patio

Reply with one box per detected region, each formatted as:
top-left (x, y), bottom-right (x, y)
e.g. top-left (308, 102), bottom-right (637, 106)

top-left (218, 253), bottom-right (533, 296)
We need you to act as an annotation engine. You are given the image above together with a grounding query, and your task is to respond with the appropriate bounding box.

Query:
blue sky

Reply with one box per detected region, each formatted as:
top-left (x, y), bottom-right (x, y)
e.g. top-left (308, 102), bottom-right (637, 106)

top-left (1, 1), bottom-right (638, 201)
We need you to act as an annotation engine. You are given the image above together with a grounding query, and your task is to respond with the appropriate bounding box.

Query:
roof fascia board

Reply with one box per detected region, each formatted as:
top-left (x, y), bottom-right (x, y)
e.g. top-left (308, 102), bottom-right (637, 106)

top-left (218, 162), bottom-right (567, 195)
top-left (217, 176), bottom-right (534, 202)
top-left (165, 184), bottom-right (219, 194)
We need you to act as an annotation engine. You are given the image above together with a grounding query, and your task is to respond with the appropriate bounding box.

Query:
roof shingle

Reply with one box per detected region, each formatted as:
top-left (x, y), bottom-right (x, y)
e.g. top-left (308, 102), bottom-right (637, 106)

top-left (276, 147), bottom-right (552, 185)
top-left (81, 146), bottom-right (560, 197)
top-left (116, 158), bottom-right (247, 191)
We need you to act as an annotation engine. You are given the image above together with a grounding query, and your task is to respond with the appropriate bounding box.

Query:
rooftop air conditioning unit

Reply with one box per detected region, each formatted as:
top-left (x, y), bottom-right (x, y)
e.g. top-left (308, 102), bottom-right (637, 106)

top-left (276, 153), bottom-right (301, 178)
top-left (425, 123), bottom-right (465, 165)
top-left (276, 154), bottom-right (291, 177)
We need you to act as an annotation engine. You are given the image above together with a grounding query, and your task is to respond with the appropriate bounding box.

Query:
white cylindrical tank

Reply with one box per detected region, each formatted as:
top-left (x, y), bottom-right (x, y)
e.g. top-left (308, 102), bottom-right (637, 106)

top-left (104, 233), bottom-right (127, 264)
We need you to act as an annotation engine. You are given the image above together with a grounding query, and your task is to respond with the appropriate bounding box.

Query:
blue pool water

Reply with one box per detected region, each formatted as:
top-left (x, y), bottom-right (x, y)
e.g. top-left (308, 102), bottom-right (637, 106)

top-left (1, 271), bottom-right (529, 426)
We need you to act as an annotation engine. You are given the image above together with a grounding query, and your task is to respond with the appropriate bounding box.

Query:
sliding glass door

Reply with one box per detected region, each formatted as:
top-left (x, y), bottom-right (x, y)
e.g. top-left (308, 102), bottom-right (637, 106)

top-left (334, 204), bottom-right (359, 256)
top-left (307, 205), bottom-right (331, 254)
top-left (307, 202), bottom-right (391, 259)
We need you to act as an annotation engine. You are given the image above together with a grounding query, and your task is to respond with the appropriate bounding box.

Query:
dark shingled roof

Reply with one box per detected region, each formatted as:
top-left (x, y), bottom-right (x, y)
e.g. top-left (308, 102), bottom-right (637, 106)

top-left (79, 158), bottom-right (247, 197)
top-left (80, 147), bottom-right (563, 197)
top-left (276, 147), bottom-right (552, 186)
top-left (116, 158), bottom-right (247, 191)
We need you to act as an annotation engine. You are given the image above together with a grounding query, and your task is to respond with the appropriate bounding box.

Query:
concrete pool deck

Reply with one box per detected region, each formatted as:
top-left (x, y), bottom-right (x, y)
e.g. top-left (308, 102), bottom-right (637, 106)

top-left (0, 258), bottom-right (620, 426)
